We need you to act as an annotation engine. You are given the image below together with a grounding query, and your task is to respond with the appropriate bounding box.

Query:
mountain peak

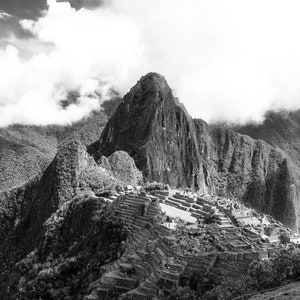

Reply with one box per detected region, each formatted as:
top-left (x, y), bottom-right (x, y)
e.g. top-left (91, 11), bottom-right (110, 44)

top-left (89, 72), bottom-right (203, 188)
top-left (89, 73), bottom-right (297, 229)
top-left (140, 72), bottom-right (165, 81)
top-left (138, 72), bottom-right (169, 89)
top-left (125, 72), bottom-right (173, 108)
top-left (88, 73), bottom-right (181, 161)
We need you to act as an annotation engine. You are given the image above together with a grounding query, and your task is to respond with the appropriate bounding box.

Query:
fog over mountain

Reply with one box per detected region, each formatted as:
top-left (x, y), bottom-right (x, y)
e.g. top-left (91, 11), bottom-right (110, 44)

top-left (1, 0), bottom-right (300, 125)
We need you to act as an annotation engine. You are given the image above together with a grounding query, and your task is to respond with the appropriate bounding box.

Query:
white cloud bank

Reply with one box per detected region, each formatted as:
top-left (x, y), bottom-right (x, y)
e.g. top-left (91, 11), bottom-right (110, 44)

top-left (0, 0), bottom-right (142, 126)
top-left (1, 0), bottom-right (300, 126)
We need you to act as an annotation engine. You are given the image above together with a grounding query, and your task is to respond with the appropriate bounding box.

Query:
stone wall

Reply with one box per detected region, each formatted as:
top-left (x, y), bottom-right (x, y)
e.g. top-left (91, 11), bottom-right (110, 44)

top-left (180, 250), bottom-right (269, 281)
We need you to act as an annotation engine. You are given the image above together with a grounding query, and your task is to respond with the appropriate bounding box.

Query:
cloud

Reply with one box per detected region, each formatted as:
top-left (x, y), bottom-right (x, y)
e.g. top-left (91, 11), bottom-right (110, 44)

top-left (2, 0), bottom-right (300, 126)
top-left (109, 0), bottom-right (300, 123)
top-left (0, 0), bottom-right (142, 126)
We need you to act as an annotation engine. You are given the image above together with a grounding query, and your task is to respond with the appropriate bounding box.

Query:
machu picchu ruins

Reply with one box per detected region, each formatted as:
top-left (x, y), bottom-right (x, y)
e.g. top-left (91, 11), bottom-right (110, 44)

top-left (84, 187), bottom-right (299, 300)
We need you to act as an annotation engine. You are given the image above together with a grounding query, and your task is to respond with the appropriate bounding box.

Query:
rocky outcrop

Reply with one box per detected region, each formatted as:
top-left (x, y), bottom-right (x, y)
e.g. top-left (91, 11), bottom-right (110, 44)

top-left (90, 73), bottom-right (297, 230)
top-left (98, 151), bottom-right (143, 186)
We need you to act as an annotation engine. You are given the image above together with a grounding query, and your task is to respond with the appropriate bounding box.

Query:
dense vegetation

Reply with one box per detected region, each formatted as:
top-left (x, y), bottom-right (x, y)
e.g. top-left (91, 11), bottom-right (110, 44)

top-left (0, 109), bottom-right (109, 192)
top-left (0, 193), bottom-right (127, 300)
top-left (101, 96), bottom-right (122, 118)
top-left (168, 248), bottom-right (300, 300)
top-left (143, 182), bottom-right (170, 191)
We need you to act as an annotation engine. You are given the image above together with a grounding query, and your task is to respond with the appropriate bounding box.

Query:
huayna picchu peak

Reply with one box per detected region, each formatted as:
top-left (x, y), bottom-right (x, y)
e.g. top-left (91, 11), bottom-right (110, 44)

top-left (2, 73), bottom-right (300, 300)
top-left (90, 73), bottom-right (297, 230)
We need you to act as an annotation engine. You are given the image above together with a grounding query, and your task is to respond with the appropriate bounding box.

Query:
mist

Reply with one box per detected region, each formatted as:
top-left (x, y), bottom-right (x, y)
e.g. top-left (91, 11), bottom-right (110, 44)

top-left (1, 0), bottom-right (300, 126)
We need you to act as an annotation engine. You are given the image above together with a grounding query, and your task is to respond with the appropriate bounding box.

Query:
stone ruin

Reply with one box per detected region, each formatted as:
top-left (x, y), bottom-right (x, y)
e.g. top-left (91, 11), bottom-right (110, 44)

top-left (85, 189), bottom-right (297, 300)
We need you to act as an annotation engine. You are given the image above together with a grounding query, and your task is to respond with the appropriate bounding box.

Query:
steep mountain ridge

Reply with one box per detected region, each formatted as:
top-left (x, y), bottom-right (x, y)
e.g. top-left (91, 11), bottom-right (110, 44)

top-left (90, 73), bottom-right (298, 230)
top-left (233, 110), bottom-right (300, 163)
top-left (0, 110), bottom-right (108, 192)
top-left (233, 110), bottom-right (300, 230)
top-left (90, 73), bottom-right (206, 190)
top-left (233, 110), bottom-right (300, 193)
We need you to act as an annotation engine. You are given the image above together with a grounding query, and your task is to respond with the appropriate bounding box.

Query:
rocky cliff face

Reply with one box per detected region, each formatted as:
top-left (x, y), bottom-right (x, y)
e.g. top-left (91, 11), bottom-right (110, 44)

top-left (232, 110), bottom-right (300, 231)
top-left (90, 73), bottom-right (209, 191)
top-left (90, 73), bottom-right (298, 230)
top-left (98, 150), bottom-right (143, 185)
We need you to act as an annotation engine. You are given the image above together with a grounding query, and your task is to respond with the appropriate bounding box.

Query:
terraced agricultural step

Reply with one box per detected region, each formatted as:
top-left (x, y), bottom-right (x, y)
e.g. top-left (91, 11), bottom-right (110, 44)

top-left (126, 253), bottom-right (143, 263)
top-left (142, 261), bottom-right (154, 273)
top-left (108, 275), bottom-right (138, 289)
top-left (96, 288), bottom-right (109, 300)
top-left (113, 285), bottom-right (132, 294)
top-left (137, 284), bottom-right (157, 296)
top-left (131, 291), bottom-right (149, 300)
top-left (144, 278), bottom-right (159, 290)
top-left (134, 263), bottom-right (151, 278)
top-left (158, 274), bottom-right (179, 285)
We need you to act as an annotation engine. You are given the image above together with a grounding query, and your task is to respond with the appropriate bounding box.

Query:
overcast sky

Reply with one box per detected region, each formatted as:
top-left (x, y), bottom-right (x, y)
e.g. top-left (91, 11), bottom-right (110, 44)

top-left (1, 0), bottom-right (300, 126)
